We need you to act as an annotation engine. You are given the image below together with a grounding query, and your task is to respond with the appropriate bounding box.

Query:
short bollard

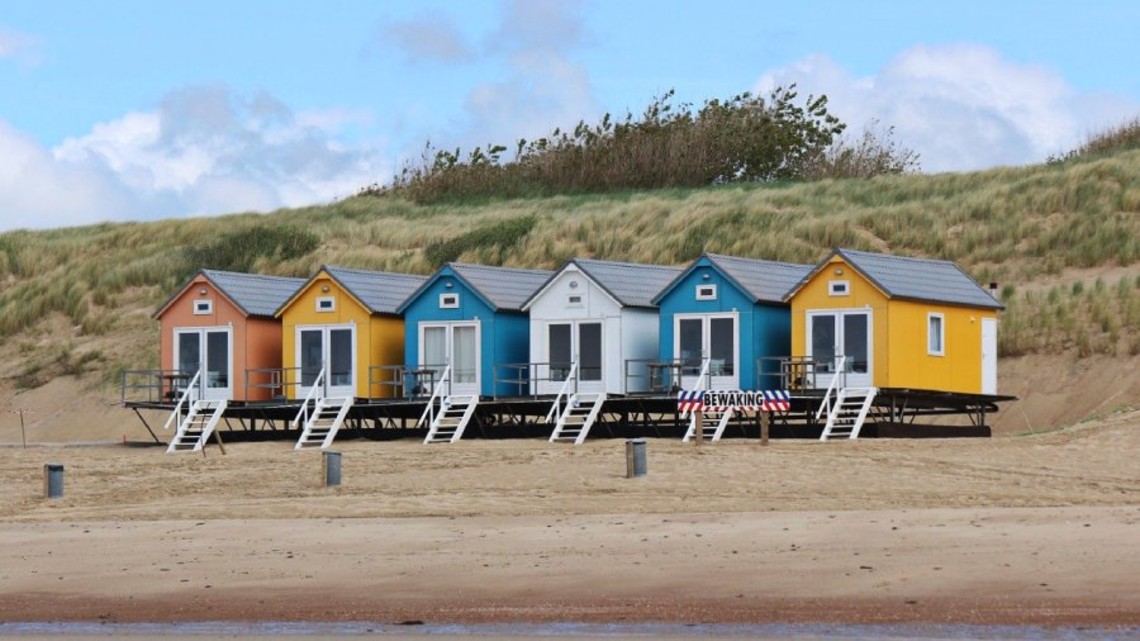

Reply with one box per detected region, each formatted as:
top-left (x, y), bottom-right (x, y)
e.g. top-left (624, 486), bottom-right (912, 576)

top-left (625, 439), bottom-right (647, 478)
top-left (323, 451), bottom-right (342, 487)
top-left (43, 463), bottom-right (64, 499)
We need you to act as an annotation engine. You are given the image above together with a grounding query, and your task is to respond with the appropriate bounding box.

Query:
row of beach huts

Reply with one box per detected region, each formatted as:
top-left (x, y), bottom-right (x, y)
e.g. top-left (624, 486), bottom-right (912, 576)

top-left (124, 248), bottom-right (1006, 451)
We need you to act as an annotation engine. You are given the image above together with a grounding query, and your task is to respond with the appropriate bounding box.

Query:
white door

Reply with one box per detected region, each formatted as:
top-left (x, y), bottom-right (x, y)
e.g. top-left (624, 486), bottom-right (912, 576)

top-left (981, 317), bottom-right (997, 395)
top-left (420, 322), bottom-right (480, 396)
top-left (675, 314), bottom-right (738, 390)
top-left (174, 328), bottom-right (232, 401)
top-left (542, 321), bottom-right (604, 395)
top-left (807, 311), bottom-right (872, 389)
top-left (297, 325), bottom-right (356, 398)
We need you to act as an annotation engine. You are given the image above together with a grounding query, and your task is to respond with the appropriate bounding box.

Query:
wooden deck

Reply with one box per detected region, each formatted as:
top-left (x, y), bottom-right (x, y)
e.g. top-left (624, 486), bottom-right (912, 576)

top-left (123, 387), bottom-right (1014, 445)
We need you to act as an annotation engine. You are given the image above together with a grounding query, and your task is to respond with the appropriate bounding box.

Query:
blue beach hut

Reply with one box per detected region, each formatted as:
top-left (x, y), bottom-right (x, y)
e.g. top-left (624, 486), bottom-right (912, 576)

top-left (397, 263), bottom-right (553, 398)
top-left (652, 253), bottom-right (812, 391)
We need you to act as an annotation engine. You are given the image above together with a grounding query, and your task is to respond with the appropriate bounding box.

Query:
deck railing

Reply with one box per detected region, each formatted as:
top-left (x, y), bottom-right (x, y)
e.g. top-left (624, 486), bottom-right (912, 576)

top-left (161, 369), bottom-right (202, 431)
top-left (244, 367), bottom-right (298, 402)
top-left (120, 369), bottom-right (195, 405)
top-left (543, 361), bottom-right (579, 424)
top-left (416, 364), bottom-right (452, 429)
top-left (814, 356), bottom-right (848, 422)
top-left (292, 367), bottom-right (325, 430)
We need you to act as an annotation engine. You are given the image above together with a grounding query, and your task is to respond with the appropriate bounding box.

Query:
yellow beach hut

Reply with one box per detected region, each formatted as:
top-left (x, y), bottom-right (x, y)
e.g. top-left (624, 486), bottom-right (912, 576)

top-left (275, 265), bottom-right (426, 400)
top-left (784, 249), bottom-right (1003, 395)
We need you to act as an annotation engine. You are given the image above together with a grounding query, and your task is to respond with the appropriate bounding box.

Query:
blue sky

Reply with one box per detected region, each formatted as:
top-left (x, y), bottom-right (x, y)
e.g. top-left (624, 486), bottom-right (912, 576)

top-left (1, 0), bottom-right (1138, 231)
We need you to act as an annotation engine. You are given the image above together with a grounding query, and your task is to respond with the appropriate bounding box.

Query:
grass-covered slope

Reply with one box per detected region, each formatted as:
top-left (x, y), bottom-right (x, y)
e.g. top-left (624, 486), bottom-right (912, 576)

top-left (1, 150), bottom-right (1138, 389)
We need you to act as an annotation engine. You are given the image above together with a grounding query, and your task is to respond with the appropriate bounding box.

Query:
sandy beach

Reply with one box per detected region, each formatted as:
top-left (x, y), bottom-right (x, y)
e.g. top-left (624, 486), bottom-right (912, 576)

top-left (1, 407), bottom-right (1138, 630)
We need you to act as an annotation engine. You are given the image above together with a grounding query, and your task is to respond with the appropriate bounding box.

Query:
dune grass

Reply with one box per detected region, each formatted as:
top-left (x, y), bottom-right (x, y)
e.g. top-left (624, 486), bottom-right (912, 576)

top-left (0, 149), bottom-right (1138, 388)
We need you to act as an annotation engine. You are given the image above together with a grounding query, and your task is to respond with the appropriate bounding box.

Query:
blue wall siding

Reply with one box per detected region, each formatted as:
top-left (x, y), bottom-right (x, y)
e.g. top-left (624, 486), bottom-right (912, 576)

top-left (657, 258), bottom-right (792, 391)
top-left (491, 312), bottom-right (531, 396)
top-left (752, 304), bottom-right (792, 390)
top-left (401, 268), bottom-right (531, 397)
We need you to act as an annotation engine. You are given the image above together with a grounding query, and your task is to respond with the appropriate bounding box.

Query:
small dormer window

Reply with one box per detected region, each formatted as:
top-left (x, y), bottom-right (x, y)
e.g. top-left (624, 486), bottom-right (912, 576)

top-left (568, 294), bottom-right (583, 305)
top-left (440, 293), bottom-right (459, 309)
top-left (696, 284), bottom-right (717, 301)
top-left (193, 299), bottom-right (213, 315)
top-left (316, 296), bottom-right (335, 312)
top-left (829, 280), bottom-right (850, 296)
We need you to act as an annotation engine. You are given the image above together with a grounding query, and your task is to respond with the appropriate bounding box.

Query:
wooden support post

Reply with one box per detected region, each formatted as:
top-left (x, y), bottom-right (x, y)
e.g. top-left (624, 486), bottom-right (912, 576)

top-left (213, 428), bottom-right (227, 455)
top-left (693, 408), bottom-right (702, 447)
top-left (760, 410), bottom-right (770, 447)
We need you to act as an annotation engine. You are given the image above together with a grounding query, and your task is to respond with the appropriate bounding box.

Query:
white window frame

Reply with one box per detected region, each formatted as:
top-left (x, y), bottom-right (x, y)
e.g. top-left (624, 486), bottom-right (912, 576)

top-left (192, 299), bottom-right (213, 315)
top-left (828, 280), bottom-right (850, 297)
top-left (439, 293), bottom-right (460, 309)
top-left (567, 294), bottom-right (583, 306)
top-left (695, 284), bottom-right (717, 301)
top-left (927, 312), bottom-right (945, 356)
top-left (315, 296), bottom-right (336, 313)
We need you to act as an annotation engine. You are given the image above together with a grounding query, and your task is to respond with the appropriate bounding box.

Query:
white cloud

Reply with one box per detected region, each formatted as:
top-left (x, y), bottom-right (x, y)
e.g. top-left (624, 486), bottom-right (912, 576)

top-left (0, 27), bottom-right (40, 66)
top-left (0, 86), bottom-right (389, 231)
top-left (421, 0), bottom-right (595, 156)
top-left (756, 44), bottom-right (1140, 172)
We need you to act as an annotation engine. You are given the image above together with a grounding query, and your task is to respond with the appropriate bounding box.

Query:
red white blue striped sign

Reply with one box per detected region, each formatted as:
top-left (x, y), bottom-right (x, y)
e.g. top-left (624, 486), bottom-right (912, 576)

top-left (677, 389), bottom-right (790, 412)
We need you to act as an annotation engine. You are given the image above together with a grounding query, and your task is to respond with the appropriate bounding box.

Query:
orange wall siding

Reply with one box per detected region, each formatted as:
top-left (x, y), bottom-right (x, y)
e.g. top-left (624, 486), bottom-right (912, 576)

top-left (157, 275), bottom-right (285, 401)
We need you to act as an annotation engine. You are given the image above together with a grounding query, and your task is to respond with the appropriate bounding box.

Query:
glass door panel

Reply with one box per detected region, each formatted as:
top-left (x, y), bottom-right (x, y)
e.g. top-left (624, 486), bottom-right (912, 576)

top-left (811, 315), bottom-right (837, 373)
top-left (177, 333), bottom-right (201, 377)
top-left (452, 326), bottom-right (477, 386)
top-left (205, 331), bottom-right (229, 389)
top-left (548, 324), bottom-right (572, 382)
top-left (843, 314), bottom-right (869, 374)
top-left (578, 323), bottom-right (602, 382)
top-left (300, 329), bottom-right (323, 387)
top-left (678, 318), bottom-right (703, 378)
top-left (329, 329), bottom-right (353, 388)
top-left (709, 317), bottom-right (735, 377)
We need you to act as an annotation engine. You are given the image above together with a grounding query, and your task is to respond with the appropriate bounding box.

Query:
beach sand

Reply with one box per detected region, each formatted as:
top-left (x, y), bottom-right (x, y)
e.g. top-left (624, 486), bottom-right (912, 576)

top-left (1, 407), bottom-right (1138, 628)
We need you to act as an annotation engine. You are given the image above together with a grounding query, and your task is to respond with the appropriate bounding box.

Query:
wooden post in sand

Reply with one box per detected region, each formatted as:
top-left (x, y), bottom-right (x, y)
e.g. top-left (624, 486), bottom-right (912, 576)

top-left (693, 407), bottom-right (702, 446)
top-left (760, 410), bottom-right (770, 447)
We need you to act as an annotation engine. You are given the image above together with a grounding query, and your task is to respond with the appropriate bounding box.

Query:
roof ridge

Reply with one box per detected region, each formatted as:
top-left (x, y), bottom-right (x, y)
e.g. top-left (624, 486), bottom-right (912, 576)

top-left (574, 257), bottom-right (680, 270)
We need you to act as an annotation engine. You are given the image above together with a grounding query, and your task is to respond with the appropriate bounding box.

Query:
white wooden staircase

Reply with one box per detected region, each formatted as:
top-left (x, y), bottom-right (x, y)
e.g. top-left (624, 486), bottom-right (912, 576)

top-left (549, 392), bottom-right (606, 445)
top-left (291, 367), bottom-right (353, 450)
top-left (294, 396), bottom-right (353, 450)
top-left (167, 399), bottom-right (227, 453)
top-left (418, 365), bottom-right (479, 444)
top-left (683, 407), bottom-right (734, 443)
top-left (819, 387), bottom-right (877, 440)
top-left (423, 395), bottom-right (478, 444)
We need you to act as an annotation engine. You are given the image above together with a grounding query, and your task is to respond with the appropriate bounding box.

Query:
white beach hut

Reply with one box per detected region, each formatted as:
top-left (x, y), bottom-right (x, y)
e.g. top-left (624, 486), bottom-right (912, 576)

top-left (522, 258), bottom-right (682, 397)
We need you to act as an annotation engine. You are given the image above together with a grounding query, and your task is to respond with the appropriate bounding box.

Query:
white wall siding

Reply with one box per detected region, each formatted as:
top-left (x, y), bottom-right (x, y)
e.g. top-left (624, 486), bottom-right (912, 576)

top-left (620, 308), bottom-right (660, 393)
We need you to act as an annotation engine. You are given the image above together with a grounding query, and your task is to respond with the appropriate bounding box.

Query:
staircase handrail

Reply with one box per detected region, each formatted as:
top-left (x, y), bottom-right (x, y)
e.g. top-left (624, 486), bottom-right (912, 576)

top-left (814, 355), bottom-right (848, 421)
top-left (292, 367), bottom-right (326, 429)
top-left (162, 370), bottom-right (202, 431)
top-left (679, 357), bottom-right (711, 420)
top-left (416, 364), bottom-right (452, 429)
top-left (544, 361), bottom-right (579, 424)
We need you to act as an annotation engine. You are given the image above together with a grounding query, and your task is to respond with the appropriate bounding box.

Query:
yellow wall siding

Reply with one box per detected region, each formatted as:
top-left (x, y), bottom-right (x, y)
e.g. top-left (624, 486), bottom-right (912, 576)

top-left (789, 257), bottom-right (891, 387)
top-left (790, 256), bottom-right (997, 394)
top-left (279, 273), bottom-right (373, 399)
top-left (887, 301), bottom-right (996, 394)
top-left (368, 315), bottom-right (406, 398)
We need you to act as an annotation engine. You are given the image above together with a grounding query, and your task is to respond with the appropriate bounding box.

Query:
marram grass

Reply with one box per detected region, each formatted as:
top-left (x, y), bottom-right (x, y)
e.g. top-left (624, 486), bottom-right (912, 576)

top-left (0, 149), bottom-right (1138, 388)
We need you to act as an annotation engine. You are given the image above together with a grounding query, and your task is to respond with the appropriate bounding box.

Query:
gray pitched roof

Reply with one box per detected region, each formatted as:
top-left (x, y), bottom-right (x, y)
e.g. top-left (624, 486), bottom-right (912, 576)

top-left (704, 254), bottom-right (814, 303)
top-left (323, 266), bottom-right (427, 314)
top-left (563, 258), bottom-right (683, 308)
top-left (199, 270), bottom-right (305, 317)
top-left (822, 248), bottom-right (1003, 309)
top-left (450, 263), bottom-right (554, 311)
